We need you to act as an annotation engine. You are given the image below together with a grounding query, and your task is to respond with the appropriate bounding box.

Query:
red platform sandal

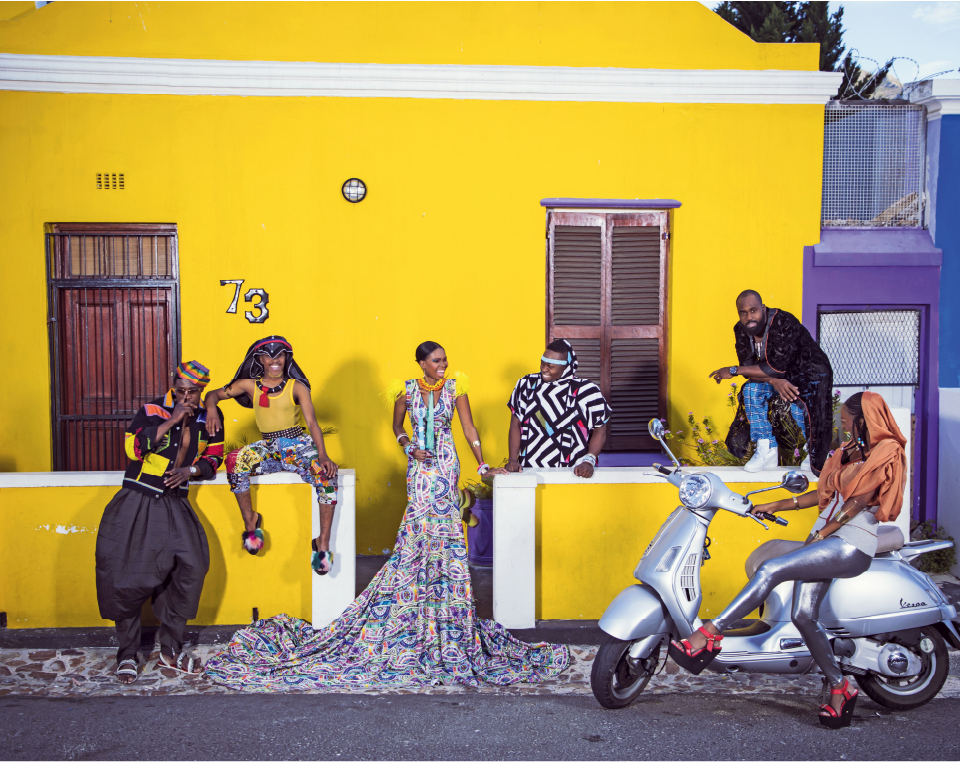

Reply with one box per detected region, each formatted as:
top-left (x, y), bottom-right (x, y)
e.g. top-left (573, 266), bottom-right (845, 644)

top-left (819, 677), bottom-right (858, 729)
top-left (668, 626), bottom-right (723, 675)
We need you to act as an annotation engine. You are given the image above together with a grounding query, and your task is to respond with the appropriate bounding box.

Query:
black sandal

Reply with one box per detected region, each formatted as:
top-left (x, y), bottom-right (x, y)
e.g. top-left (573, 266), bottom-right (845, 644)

top-left (311, 539), bottom-right (334, 576)
top-left (242, 513), bottom-right (264, 555)
top-left (116, 658), bottom-right (138, 684)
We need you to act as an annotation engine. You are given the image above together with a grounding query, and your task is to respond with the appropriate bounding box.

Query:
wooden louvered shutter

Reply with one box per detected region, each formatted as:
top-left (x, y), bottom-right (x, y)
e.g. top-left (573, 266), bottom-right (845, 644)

top-left (547, 211), bottom-right (668, 450)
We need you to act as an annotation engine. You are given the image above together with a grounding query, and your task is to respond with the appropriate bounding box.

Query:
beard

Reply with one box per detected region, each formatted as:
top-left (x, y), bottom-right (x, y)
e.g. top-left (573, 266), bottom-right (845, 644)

top-left (743, 309), bottom-right (767, 337)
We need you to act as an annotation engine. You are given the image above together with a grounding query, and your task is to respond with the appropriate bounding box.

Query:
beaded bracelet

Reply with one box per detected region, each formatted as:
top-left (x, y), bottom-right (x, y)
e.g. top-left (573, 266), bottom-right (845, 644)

top-left (477, 463), bottom-right (490, 475)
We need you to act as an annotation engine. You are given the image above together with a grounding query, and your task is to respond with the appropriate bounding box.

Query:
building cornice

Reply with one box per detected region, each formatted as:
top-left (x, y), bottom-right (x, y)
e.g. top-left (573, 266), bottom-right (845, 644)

top-left (0, 53), bottom-right (842, 104)
top-left (907, 78), bottom-right (960, 120)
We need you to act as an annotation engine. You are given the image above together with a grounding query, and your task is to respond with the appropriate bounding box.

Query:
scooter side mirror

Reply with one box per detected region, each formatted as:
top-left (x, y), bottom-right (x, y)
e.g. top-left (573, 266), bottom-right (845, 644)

top-left (781, 470), bottom-right (809, 494)
top-left (648, 418), bottom-right (665, 441)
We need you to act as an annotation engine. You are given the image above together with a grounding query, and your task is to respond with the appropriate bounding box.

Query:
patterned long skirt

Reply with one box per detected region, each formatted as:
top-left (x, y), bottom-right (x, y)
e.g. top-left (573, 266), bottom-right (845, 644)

top-left (204, 457), bottom-right (570, 691)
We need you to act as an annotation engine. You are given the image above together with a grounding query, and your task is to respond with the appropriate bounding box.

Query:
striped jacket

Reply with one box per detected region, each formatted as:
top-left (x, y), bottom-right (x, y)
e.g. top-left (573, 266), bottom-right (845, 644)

top-left (122, 390), bottom-right (225, 498)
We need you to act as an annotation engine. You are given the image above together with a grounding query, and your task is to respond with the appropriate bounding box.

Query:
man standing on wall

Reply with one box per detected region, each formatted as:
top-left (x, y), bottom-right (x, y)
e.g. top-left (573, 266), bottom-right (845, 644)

top-left (709, 290), bottom-right (834, 475)
top-left (95, 361), bottom-right (224, 684)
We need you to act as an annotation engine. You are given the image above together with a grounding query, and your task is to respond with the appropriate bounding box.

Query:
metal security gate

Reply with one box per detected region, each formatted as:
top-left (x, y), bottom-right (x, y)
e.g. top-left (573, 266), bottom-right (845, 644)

top-left (47, 224), bottom-right (181, 471)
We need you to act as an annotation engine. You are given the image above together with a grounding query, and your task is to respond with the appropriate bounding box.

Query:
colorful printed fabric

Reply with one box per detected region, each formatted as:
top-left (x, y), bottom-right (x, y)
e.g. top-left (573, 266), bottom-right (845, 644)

top-left (205, 380), bottom-right (569, 691)
top-left (743, 381), bottom-right (806, 442)
top-left (175, 360), bottom-right (211, 388)
top-left (225, 434), bottom-right (337, 504)
top-left (121, 392), bottom-right (225, 497)
top-left (508, 340), bottom-right (612, 467)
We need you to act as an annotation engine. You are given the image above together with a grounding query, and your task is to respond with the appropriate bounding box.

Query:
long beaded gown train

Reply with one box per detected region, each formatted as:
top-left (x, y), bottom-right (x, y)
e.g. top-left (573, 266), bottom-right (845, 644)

top-left (205, 378), bottom-right (570, 690)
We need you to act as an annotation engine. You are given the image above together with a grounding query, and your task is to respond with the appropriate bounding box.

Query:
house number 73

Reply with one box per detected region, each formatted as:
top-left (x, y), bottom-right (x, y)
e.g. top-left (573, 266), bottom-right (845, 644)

top-left (220, 279), bottom-right (270, 324)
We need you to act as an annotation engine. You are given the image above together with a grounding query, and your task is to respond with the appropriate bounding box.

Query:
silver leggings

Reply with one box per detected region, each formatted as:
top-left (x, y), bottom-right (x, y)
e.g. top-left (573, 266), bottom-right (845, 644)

top-left (712, 536), bottom-right (871, 685)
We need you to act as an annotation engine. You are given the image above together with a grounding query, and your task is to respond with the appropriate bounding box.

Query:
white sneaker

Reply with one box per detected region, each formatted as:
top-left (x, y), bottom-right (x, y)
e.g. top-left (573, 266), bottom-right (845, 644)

top-left (744, 439), bottom-right (778, 472)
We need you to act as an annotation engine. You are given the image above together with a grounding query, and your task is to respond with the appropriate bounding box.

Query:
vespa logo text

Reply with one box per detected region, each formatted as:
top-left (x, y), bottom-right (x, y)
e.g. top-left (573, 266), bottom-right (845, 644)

top-left (899, 598), bottom-right (928, 609)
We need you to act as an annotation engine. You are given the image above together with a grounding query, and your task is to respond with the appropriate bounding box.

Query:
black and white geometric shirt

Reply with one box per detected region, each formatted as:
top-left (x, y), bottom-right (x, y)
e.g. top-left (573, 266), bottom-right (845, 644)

top-left (507, 341), bottom-right (612, 468)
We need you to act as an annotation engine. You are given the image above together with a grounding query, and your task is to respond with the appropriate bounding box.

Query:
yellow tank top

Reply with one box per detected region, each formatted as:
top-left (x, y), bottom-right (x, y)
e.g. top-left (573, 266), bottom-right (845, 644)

top-left (253, 380), bottom-right (304, 434)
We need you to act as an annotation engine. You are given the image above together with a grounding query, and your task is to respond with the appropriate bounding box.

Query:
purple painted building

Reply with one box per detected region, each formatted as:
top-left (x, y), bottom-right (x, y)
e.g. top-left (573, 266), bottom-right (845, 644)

top-left (802, 228), bottom-right (941, 522)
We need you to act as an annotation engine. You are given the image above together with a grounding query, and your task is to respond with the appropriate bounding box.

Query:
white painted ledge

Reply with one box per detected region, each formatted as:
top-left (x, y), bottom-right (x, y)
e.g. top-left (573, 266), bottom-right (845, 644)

top-left (516, 465), bottom-right (820, 486)
top-left (0, 469), bottom-right (357, 628)
top-left (0, 470), bottom-right (355, 489)
top-left (0, 54), bottom-right (843, 105)
top-left (907, 78), bottom-right (960, 120)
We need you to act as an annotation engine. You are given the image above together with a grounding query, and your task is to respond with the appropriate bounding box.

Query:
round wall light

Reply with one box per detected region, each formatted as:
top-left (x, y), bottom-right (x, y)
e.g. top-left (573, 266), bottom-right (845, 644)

top-left (342, 178), bottom-right (367, 203)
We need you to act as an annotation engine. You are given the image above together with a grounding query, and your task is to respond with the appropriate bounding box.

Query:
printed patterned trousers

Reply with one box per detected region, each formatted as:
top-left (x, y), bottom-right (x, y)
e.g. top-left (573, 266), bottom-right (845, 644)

top-left (225, 435), bottom-right (338, 504)
top-left (743, 381), bottom-right (806, 443)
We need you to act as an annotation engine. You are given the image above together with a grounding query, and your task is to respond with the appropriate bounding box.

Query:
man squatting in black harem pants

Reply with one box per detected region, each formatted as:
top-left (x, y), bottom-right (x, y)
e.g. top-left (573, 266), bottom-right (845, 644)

top-left (95, 361), bottom-right (224, 684)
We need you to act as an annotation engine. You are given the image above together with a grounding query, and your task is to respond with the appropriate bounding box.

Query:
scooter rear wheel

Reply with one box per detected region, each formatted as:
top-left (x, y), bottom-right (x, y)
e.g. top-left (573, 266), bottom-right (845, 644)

top-left (854, 626), bottom-right (949, 711)
top-left (591, 634), bottom-right (661, 709)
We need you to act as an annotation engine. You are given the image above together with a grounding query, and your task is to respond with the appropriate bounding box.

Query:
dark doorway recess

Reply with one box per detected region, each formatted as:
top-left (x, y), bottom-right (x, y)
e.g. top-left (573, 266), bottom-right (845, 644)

top-left (46, 223), bottom-right (181, 471)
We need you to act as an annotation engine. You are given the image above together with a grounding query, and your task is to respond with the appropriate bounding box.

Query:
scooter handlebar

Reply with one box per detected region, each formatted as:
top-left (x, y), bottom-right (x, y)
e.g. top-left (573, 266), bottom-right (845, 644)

top-left (754, 511), bottom-right (789, 527)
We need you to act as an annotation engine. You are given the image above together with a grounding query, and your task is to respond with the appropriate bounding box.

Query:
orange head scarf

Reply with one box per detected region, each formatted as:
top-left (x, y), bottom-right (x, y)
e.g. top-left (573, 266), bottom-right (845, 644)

top-left (818, 391), bottom-right (907, 522)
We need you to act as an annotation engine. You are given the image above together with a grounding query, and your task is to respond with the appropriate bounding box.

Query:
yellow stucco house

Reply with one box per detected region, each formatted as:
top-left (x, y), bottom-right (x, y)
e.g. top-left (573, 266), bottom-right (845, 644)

top-left (0, 1), bottom-right (840, 627)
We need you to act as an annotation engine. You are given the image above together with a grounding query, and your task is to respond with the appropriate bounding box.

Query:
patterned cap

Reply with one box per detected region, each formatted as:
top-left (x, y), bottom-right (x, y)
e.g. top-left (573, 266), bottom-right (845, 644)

top-left (176, 360), bottom-right (211, 388)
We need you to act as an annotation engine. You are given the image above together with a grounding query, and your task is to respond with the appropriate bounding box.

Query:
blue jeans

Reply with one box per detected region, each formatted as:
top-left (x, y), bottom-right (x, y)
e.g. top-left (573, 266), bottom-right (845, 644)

top-left (743, 382), bottom-right (806, 442)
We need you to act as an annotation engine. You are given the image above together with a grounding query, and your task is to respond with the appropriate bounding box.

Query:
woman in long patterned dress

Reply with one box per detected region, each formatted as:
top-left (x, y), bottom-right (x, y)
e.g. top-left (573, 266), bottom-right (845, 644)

top-left (205, 341), bottom-right (570, 690)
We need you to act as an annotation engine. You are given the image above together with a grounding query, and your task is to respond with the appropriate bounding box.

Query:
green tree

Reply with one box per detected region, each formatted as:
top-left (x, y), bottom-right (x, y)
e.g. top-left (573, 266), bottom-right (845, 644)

top-left (715, 1), bottom-right (892, 98)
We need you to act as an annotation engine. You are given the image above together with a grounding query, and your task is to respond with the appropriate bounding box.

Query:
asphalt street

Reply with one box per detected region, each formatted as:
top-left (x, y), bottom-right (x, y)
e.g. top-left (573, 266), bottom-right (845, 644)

top-left (2, 691), bottom-right (959, 761)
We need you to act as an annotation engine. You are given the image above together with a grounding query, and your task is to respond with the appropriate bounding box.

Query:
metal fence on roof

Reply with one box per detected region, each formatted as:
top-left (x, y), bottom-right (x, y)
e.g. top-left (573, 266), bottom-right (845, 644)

top-left (821, 103), bottom-right (925, 228)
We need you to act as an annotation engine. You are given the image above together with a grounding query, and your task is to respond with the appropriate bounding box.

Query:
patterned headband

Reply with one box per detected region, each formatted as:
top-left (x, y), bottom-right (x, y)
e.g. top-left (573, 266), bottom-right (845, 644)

top-left (253, 339), bottom-right (293, 357)
top-left (176, 360), bottom-right (211, 388)
top-left (541, 354), bottom-right (570, 366)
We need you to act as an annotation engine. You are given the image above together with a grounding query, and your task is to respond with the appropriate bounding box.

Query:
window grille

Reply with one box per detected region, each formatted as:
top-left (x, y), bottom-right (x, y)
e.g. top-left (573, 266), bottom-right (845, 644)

top-left (818, 310), bottom-right (920, 386)
top-left (821, 103), bottom-right (925, 228)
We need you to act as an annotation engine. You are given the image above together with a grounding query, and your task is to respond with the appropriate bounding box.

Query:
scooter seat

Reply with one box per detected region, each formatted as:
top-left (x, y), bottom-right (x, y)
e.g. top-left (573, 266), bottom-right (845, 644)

top-left (876, 524), bottom-right (905, 553)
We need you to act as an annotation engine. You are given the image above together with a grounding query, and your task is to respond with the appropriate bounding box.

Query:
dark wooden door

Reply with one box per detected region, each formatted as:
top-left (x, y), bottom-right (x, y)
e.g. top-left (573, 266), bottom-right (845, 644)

top-left (48, 225), bottom-right (180, 471)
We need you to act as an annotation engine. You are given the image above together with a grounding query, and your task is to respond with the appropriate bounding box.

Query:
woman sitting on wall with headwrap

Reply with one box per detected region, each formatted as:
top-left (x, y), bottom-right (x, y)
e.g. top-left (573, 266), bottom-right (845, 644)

top-left (203, 336), bottom-right (339, 575)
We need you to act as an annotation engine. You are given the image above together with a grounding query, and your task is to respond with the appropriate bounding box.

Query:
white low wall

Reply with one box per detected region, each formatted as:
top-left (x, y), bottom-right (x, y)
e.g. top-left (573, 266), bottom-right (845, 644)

top-left (492, 406), bottom-right (912, 629)
top-left (938, 388), bottom-right (960, 576)
top-left (0, 469), bottom-right (357, 628)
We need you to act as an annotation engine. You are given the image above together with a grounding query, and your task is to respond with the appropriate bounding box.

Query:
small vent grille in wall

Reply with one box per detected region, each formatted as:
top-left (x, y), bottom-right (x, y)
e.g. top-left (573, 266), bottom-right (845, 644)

top-left (96, 173), bottom-right (125, 190)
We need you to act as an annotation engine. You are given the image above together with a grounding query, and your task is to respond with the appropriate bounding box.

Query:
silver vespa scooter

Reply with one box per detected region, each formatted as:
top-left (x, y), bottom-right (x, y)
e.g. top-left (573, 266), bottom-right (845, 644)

top-left (591, 418), bottom-right (960, 710)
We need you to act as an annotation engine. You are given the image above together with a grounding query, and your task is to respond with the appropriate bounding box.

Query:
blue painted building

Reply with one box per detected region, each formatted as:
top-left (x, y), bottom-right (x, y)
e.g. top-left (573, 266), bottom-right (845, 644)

top-left (908, 79), bottom-right (960, 571)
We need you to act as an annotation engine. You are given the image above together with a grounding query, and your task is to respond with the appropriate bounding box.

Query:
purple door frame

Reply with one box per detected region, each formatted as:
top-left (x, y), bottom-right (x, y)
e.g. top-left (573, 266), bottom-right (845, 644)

top-left (802, 228), bottom-right (942, 523)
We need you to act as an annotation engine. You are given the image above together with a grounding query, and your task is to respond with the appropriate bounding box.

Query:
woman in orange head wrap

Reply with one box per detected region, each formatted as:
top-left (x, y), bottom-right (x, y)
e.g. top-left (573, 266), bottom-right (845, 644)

top-left (670, 391), bottom-right (907, 728)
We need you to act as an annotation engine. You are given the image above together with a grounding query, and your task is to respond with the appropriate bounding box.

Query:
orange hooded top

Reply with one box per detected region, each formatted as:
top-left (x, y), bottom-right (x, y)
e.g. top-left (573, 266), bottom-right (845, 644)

top-left (817, 391), bottom-right (907, 523)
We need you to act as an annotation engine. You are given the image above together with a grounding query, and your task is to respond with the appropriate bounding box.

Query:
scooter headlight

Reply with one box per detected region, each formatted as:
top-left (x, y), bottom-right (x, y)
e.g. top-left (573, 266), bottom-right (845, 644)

top-left (679, 474), bottom-right (713, 509)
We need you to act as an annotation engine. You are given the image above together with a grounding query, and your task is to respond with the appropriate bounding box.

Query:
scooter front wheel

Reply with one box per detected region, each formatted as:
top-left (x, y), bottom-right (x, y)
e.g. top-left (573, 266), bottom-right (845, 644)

top-left (590, 634), bottom-right (661, 709)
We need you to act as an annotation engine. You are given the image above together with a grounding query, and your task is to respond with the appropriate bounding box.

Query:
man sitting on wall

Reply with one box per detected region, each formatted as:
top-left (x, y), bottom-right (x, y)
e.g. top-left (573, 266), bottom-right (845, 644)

top-left (502, 339), bottom-right (612, 478)
top-left (95, 361), bottom-right (224, 684)
top-left (708, 290), bottom-right (834, 475)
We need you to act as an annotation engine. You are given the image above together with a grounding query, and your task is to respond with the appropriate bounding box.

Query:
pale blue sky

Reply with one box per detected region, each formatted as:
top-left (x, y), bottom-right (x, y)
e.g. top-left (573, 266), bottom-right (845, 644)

top-left (702, 1), bottom-right (960, 81)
